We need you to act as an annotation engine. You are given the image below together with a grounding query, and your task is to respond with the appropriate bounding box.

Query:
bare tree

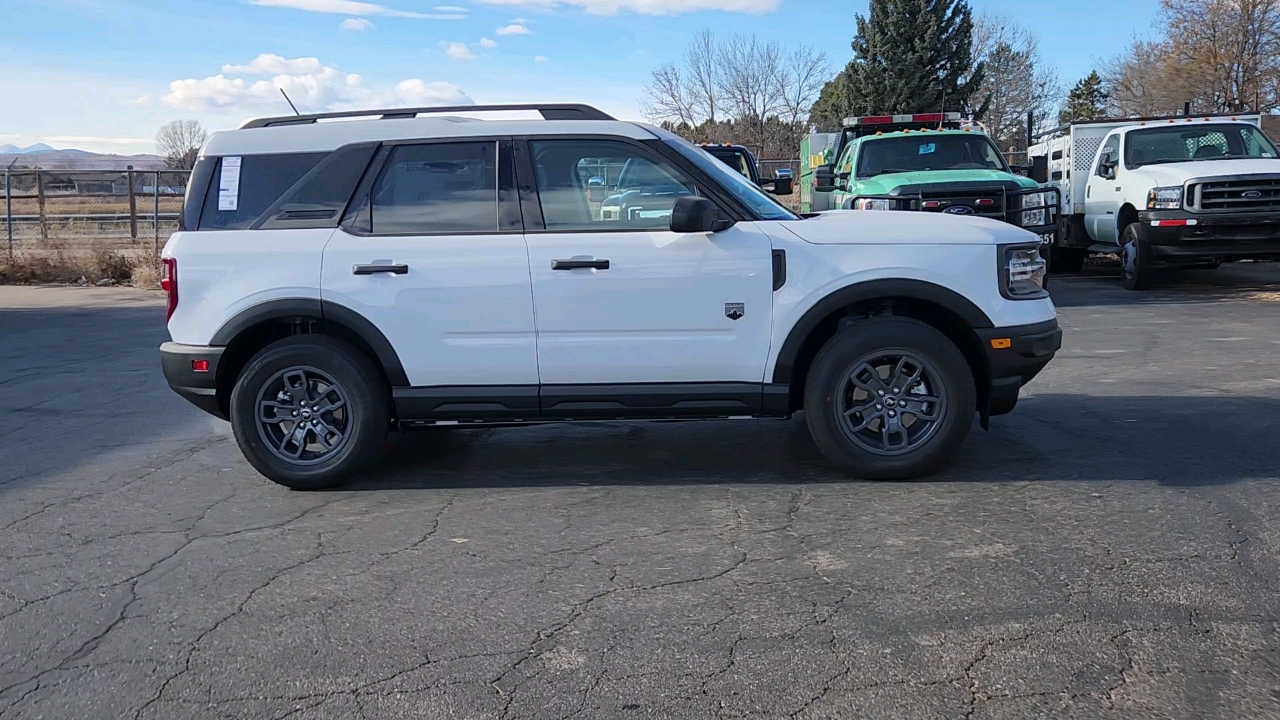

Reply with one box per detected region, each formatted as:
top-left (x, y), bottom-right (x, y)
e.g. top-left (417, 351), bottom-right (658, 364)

top-left (971, 13), bottom-right (1060, 153)
top-left (644, 31), bottom-right (829, 160)
top-left (156, 120), bottom-right (207, 170)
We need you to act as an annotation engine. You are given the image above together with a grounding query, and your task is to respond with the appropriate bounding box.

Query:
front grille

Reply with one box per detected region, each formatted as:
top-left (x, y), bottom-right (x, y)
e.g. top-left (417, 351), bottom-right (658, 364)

top-left (1189, 176), bottom-right (1280, 212)
top-left (917, 188), bottom-right (1005, 219)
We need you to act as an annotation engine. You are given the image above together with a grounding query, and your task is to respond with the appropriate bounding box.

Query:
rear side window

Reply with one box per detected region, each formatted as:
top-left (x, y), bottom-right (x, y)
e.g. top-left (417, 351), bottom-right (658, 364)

top-left (198, 153), bottom-right (325, 230)
top-left (368, 142), bottom-right (498, 235)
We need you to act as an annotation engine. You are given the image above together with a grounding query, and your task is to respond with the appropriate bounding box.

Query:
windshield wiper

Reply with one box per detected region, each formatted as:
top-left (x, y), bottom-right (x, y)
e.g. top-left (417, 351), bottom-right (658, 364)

top-left (864, 168), bottom-right (913, 178)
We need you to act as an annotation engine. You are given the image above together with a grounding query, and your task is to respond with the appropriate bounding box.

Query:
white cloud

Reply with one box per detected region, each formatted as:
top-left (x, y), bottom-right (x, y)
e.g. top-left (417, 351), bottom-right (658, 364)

top-left (248, 0), bottom-right (466, 19)
top-left (496, 22), bottom-right (530, 35)
top-left (434, 4), bottom-right (467, 9)
top-left (129, 95), bottom-right (153, 106)
top-left (163, 54), bottom-right (471, 114)
top-left (340, 17), bottom-right (374, 30)
top-left (476, 0), bottom-right (778, 15)
top-left (534, 55), bottom-right (548, 62)
top-left (478, 37), bottom-right (498, 48)
top-left (441, 42), bottom-right (476, 61)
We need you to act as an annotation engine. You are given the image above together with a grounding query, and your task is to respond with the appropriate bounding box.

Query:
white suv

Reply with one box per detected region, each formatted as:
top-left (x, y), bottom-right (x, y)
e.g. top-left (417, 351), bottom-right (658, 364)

top-left (159, 103), bottom-right (1062, 489)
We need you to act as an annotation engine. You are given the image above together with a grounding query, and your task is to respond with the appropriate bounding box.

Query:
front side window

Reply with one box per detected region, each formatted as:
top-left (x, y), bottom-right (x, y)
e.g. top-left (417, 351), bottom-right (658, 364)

top-left (530, 139), bottom-right (698, 230)
top-left (1096, 135), bottom-right (1121, 176)
top-left (1125, 124), bottom-right (1279, 168)
top-left (707, 148), bottom-right (753, 180)
top-left (369, 142), bottom-right (497, 235)
top-left (655, 130), bottom-right (798, 221)
top-left (855, 134), bottom-right (1007, 179)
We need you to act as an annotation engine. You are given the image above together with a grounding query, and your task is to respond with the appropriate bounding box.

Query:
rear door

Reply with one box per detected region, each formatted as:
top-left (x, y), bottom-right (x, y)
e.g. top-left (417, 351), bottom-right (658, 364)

top-left (321, 139), bottom-right (540, 395)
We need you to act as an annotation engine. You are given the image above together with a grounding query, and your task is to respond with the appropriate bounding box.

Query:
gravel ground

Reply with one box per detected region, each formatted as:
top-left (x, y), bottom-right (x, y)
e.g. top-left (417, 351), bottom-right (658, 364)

top-left (1, 263), bottom-right (1279, 720)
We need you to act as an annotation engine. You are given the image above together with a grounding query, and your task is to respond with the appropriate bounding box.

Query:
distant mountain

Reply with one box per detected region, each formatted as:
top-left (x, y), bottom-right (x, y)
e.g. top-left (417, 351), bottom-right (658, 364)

top-left (0, 143), bottom-right (58, 154)
top-left (1, 148), bottom-right (167, 171)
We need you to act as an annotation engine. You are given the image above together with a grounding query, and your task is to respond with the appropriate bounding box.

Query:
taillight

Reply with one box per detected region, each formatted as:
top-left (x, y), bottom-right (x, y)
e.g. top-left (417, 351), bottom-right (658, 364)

top-left (161, 258), bottom-right (178, 322)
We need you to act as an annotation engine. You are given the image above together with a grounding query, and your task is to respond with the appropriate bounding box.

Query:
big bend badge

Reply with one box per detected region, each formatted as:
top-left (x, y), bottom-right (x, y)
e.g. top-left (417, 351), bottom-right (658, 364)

top-left (725, 303), bottom-right (745, 321)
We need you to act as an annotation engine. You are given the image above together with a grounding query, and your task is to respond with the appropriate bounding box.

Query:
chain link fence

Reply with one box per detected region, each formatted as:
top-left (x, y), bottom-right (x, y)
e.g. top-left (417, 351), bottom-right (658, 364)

top-left (3, 169), bottom-right (189, 280)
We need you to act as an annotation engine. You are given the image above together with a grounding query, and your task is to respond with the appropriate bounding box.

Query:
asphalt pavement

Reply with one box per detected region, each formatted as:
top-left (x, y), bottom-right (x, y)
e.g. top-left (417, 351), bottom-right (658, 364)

top-left (2, 264), bottom-right (1280, 719)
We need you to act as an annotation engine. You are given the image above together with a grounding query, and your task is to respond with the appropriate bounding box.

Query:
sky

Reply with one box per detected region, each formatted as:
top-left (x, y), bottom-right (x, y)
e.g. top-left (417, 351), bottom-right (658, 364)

top-left (2, 0), bottom-right (1162, 156)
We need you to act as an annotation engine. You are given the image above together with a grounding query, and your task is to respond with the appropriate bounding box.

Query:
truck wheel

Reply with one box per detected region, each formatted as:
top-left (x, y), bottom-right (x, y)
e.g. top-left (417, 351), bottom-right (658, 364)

top-left (803, 317), bottom-right (976, 480)
top-left (230, 335), bottom-right (390, 490)
top-left (1120, 222), bottom-right (1154, 291)
top-left (1049, 246), bottom-right (1087, 274)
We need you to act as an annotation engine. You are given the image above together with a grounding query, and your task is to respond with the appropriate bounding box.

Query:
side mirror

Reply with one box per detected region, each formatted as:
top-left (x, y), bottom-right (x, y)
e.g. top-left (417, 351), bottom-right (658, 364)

top-left (814, 164), bottom-right (837, 193)
top-left (769, 176), bottom-right (794, 196)
top-left (671, 196), bottom-right (734, 233)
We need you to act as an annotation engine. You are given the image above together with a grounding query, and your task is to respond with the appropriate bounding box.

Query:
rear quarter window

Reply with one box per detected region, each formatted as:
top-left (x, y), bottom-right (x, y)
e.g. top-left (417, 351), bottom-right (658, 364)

top-left (198, 153), bottom-right (326, 230)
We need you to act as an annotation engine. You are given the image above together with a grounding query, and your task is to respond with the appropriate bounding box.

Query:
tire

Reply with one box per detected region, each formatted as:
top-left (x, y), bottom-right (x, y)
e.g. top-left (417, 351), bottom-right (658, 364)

top-left (803, 317), bottom-right (976, 480)
top-left (1049, 246), bottom-right (1087, 274)
top-left (1120, 222), bottom-right (1155, 291)
top-left (230, 335), bottom-right (390, 490)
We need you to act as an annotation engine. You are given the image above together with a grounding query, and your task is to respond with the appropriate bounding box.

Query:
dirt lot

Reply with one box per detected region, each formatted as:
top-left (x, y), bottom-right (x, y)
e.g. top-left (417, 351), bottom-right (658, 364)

top-left (2, 265), bottom-right (1280, 719)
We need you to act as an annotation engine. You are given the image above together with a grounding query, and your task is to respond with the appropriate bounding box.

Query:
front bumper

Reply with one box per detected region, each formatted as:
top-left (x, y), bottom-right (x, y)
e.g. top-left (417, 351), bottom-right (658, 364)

top-left (1139, 209), bottom-right (1280, 262)
top-left (976, 318), bottom-right (1062, 417)
top-left (160, 342), bottom-right (226, 419)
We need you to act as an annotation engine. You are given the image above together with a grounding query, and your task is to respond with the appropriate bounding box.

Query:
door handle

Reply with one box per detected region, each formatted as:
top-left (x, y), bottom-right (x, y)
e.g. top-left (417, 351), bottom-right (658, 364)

top-left (552, 259), bottom-right (610, 271)
top-left (353, 264), bottom-right (408, 275)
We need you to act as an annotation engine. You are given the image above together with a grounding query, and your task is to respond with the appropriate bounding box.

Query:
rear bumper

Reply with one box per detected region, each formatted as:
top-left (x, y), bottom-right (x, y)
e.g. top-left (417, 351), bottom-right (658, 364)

top-left (976, 318), bottom-right (1062, 417)
top-left (160, 342), bottom-right (226, 419)
top-left (1139, 209), bottom-right (1280, 262)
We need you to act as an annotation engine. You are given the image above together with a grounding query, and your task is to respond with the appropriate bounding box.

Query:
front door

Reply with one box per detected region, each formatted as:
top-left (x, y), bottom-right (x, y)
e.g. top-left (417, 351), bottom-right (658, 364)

top-left (1084, 132), bottom-right (1123, 244)
top-left (520, 138), bottom-right (775, 394)
top-left (321, 139), bottom-right (539, 389)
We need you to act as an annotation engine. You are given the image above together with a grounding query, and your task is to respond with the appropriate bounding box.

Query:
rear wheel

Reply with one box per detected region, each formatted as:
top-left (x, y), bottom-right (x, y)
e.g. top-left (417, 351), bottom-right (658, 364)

top-left (803, 317), bottom-right (976, 480)
top-left (230, 335), bottom-right (390, 490)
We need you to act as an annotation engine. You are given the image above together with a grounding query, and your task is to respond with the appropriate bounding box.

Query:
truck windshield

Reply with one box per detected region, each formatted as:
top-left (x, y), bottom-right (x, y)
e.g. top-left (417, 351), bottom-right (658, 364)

top-left (656, 131), bottom-right (799, 221)
top-left (1124, 124), bottom-right (1279, 168)
top-left (706, 148), bottom-right (755, 180)
top-left (856, 134), bottom-right (1007, 178)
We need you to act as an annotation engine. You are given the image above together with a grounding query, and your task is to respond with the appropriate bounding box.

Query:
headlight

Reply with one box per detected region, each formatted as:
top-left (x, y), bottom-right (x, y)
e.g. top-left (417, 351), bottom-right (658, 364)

top-left (1147, 186), bottom-right (1183, 210)
top-left (1020, 209), bottom-right (1047, 227)
top-left (1019, 191), bottom-right (1050, 209)
top-left (1001, 245), bottom-right (1047, 298)
top-left (854, 198), bottom-right (893, 211)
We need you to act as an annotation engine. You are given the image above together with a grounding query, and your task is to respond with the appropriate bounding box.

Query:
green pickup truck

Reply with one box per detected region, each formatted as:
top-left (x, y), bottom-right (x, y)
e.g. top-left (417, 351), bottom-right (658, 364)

top-left (803, 113), bottom-right (1058, 238)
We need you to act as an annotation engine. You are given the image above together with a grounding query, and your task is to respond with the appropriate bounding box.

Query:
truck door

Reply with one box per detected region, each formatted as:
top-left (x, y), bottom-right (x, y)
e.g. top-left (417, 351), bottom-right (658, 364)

top-left (1084, 133), bottom-right (1123, 245)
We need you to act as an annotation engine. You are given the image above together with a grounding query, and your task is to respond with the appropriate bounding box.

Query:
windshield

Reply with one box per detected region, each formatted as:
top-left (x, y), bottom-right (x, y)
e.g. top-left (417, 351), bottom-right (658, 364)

top-left (1125, 124), bottom-right (1279, 168)
top-left (855, 134), bottom-right (1008, 179)
top-left (656, 130), bottom-right (799, 221)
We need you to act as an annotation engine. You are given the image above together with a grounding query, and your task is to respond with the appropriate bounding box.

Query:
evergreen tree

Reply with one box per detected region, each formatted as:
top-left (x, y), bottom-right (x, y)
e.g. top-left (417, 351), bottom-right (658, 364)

top-left (1058, 71), bottom-right (1108, 125)
top-left (810, 0), bottom-right (986, 131)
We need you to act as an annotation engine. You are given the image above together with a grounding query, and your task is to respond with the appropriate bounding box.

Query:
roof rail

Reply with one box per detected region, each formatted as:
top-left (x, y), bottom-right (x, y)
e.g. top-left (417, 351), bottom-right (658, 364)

top-left (239, 103), bottom-right (615, 129)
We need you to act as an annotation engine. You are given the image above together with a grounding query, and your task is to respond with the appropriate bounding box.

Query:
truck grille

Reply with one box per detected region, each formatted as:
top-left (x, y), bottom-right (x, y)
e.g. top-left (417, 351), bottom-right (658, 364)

top-left (917, 188), bottom-right (1005, 219)
top-left (1189, 176), bottom-right (1280, 212)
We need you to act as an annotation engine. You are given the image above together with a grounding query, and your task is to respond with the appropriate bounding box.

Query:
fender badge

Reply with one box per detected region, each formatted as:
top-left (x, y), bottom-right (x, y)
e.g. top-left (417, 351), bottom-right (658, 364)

top-left (725, 303), bottom-right (745, 321)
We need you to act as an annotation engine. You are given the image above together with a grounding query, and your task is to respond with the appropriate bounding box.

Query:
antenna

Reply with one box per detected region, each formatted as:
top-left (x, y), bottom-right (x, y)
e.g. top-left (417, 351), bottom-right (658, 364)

top-left (280, 89), bottom-right (300, 116)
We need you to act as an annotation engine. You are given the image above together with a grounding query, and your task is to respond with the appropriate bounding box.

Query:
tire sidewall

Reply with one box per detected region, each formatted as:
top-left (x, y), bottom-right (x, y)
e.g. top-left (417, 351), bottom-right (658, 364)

top-left (1121, 223), bottom-right (1150, 290)
top-left (804, 317), bottom-right (976, 480)
top-left (230, 336), bottom-right (389, 490)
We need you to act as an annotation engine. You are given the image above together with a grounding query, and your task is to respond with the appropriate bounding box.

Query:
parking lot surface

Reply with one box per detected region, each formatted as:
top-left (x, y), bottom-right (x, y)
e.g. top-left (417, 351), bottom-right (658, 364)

top-left (2, 265), bottom-right (1280, 720)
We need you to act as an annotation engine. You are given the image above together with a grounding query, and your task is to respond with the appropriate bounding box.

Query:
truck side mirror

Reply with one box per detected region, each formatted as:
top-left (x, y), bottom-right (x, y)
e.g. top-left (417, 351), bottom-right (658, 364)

top-left (769, 176), bottom-right (794, 196)
top-left (814, 164), bottom-right (837, 193)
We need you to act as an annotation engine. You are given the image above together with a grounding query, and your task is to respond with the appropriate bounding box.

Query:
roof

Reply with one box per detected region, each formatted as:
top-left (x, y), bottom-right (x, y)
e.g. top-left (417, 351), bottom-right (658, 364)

top-left (202, 103), bottom-right (656, 157)
top-left (853, 128), bottom-right (987, 141)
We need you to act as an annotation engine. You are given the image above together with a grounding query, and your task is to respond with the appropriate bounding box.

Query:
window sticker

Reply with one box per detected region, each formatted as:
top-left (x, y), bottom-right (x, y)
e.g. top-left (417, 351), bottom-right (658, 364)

top-left (218, 156), bottom-right (242, 212)
top-left (918, 143), bottom-right (936, 155)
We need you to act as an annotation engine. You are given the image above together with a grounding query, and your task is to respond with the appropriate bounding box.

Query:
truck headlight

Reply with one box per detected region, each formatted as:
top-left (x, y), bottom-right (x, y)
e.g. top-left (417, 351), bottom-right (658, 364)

top-left (1147, 187), bottom-right (1183, 210)
top-left (1001, 244), bottom-right (1047, 299)
top-left (854, 198), bottom-right (893, 211)
top-left (1017, 192), bottom-right (1052, 227)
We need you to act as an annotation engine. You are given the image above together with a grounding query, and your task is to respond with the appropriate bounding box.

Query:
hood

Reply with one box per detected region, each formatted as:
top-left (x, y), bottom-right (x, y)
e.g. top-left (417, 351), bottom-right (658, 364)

top-left (1132, 158), bottom-right (1280, 185)
top-left (854, 169), bottom-right (1035, 195)
top-left (787, 209), bottom-right (1039, 246)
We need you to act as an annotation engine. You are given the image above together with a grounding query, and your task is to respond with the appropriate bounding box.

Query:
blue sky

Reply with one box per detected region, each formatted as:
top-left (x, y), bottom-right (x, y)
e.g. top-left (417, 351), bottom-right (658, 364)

top-left (2, 0), bottom-right (1161, 155)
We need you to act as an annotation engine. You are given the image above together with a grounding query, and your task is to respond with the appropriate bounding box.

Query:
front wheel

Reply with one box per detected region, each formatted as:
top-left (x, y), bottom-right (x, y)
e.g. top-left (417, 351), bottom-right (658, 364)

top-left (230, 335), bottom-right (390, 490)
top-left (803, 317), bottom-right (976, 480)
top-left (1120, 222), bottom-right (1155, 291)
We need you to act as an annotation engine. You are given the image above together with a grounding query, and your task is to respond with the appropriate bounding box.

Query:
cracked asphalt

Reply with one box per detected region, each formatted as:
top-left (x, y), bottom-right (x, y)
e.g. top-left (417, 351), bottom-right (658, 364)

top-left (2, 263), bottom-right (1280, 720)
